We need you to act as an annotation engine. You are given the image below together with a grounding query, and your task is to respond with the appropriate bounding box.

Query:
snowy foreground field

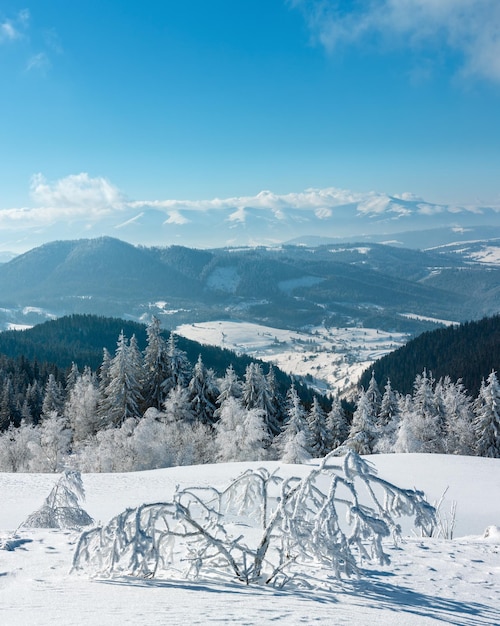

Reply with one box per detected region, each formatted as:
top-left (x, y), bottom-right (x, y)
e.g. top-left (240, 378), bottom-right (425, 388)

top-left (175, 321), bottom-right (408, 394)
top-left (1, 454), bottom-right (500, 625)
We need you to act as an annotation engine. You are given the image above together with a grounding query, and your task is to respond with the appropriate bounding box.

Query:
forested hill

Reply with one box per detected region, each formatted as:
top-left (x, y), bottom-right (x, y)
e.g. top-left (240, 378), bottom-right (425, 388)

top-left (359, 315), bottom-right (500, 396)
top-left (0, 314), bottom-right (315, 403)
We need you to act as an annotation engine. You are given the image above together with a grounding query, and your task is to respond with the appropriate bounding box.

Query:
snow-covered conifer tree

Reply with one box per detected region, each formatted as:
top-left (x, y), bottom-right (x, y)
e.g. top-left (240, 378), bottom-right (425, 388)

top-left (142, 316), bottom-right (170, 410)
top-left (66, 362), bottom-right (80, 392)
top-left (65, 367), bottom-right (101, 445)
top-left (374, 378), bottom-right (401, 453)
top-left (307, 396), bottom-right (330, 457)
top-left (274, 385), bottom-right (312, 463)
top-left (188, 355), bottom-right (219, 424)
top-left (216, 364), bottom-right (242, 409)
top-left (242, 363), bottom-right (278, 435)
top-left (365, 371), bottom-right (382, 419)
top-left (162, 333), bottom-right (191, 395)
top-left (438, 377), bottom-right (475, 455)
top-left (394, 394), bottom-right (419, 453)
top-left (42, 374), bottom-right (65, 418)
top-left (99, 331), bottom-right (143, 427)
top-left (346, 389), bottom-right (377, 454)
top-left (474, 371), bottom-right (500, 458)
top-left (325, 396), bottom-right (349, 451)
top-left (410, 370), bottom-right (445, 453)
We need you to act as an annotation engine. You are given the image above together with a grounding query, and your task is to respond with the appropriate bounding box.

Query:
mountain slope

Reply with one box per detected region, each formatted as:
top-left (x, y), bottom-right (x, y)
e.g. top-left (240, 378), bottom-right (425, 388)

top-left (0, 237), bottom-right (497, 334)
top-left (0, 237), bottom-right (200, 305)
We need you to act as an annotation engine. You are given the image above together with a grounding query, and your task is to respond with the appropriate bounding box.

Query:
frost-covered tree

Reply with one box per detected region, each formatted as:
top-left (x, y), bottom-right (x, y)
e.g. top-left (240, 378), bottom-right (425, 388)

top-left (188, 355), bottom-right (219, 424)
top-left (242, 363), bottom-right (279, 435)
top-left (242, 363), bottom-right (267, 411)
top-left (214, 396), bottom-right (269, 462)
top-left (163, 383), bottom-right (195, 424)
top-left (307, 396), bottom-right (330, 457)
top-left (394, 394), bottom-right (419, 453)
top-left (474, 371), bottom-right (500, 458)
top-left (66, 362), bottom-right (80, 392)
top-left (374, 379), bottom-right (400, 453)
top-left (99, 331), bottom-right (143, 427)
top-left (0, 421), bottom-right (40, 472)
top-left (142, 316), bottom-right (170, 410)
top-left (274, 385), bottom-right (312, 463)
top-left (365, 371), bottom-right (382, 419)
top-left (35, 411), bottom-right (72, 472)
top-left (216, 364), bottom-right (242, 409)
top-left (65, 367), bottom-right (101, 445)
top-left (438, 377), bottom-right (475, 455)
top-left (326, 396), bottom-right (349, 451)
top-left (23, 470), bottom-right (93, 529)
top-left (163, 333), bottom-right (191, 395)
top-left (42, 374), bottom-right (65, 418)
top-left (346, 389), bottom-right (377, 454)
top-left (98, 347), bottom-right (112, 398)
top-left (396, 371), bottom-right (445, 454)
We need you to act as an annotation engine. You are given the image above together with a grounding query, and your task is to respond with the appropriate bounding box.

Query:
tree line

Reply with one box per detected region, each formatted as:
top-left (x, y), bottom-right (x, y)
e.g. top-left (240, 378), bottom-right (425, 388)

top-left (0, 316), bottom-right (498, 472)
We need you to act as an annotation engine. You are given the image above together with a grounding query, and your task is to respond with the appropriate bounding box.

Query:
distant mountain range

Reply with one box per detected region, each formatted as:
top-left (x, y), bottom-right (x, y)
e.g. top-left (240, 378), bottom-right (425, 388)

top-left (0, 236), bottom-right (498, 335)
top-left (1, 185), bottom-right (499, 253)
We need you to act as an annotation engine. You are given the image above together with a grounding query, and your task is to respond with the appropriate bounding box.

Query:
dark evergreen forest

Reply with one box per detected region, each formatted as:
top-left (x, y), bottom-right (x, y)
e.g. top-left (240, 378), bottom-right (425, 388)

top-left (359, 315), bottom-right (500, 396)
top-left (0, 314), bottom-right (317, 429)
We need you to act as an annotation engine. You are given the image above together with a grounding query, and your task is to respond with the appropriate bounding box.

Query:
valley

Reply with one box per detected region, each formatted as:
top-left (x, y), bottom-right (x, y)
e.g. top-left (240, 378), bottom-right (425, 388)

top-left (174, 320), bottom-right (408, 395)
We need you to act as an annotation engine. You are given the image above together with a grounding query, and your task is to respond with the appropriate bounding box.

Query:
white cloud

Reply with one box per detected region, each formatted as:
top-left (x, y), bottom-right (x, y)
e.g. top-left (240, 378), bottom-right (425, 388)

top-left (26, 52), bottom-right (51, 73)
top-left (0, 10), bottom-right (29, 43)
top-left (289, 0), bottom-right (500, 82)
top-left (30, 173), bottom-right (124, 211)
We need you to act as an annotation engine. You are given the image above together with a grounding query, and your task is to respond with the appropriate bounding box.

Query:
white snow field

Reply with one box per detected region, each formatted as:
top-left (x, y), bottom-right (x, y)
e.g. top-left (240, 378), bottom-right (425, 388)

top-left (1, 454), bottom-right (499, 625)
top-left (175, 321), bottom-right (408, 394)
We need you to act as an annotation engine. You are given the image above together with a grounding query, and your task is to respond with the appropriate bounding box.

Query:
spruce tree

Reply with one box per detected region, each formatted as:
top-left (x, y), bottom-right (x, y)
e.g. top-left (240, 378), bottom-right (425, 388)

top-left (99, 331), bottom-right (143, 427)
top-left (142, 316), bottom-right (170, 410)
top-left (326, 396), bottom-right (349, 451)
top-left (346, 389), bottom-right (376, 454)
top-left (274, 385), bottom-right (312, 463)
top-left (307, 396), bottom-right (330, 457)
top-left (474, 371), bottom-right (500, 458)
top-left (188, 355), bottom-right (219, 424)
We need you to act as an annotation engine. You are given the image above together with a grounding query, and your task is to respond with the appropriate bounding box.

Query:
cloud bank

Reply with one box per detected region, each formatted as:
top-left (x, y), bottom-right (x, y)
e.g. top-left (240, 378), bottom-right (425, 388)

top-left (289, 0), bottom-right (500, 82)
top-left (0, 172), bottom-right (497, 254)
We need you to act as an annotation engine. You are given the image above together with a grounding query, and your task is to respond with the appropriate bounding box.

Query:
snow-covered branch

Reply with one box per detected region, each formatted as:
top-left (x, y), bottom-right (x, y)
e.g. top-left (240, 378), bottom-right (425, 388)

top-left (72, 451), bottom-right (436, 588)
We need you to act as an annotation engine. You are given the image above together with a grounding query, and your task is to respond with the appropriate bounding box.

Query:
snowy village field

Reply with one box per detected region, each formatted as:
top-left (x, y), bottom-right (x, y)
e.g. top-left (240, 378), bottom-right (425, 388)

top-left (174, 321), bottom-right (409, 394)
top-left (1, 453), bottom-right (500, 626)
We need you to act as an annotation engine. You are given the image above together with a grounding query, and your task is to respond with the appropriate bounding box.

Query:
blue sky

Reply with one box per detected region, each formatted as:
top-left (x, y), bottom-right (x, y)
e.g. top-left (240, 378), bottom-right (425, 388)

top-left (1, 1), bottom-right (499, 251)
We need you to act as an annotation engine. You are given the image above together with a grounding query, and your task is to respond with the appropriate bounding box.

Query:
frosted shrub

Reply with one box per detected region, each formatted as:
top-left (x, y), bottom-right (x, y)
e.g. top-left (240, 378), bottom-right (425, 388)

top-left (73, 451), bottom-right (435, 588)
top-left (23, 470), bottom-right (94, 529)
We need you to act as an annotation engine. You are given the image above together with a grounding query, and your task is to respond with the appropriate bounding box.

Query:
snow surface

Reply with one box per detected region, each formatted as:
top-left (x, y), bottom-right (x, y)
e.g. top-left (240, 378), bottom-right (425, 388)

top-left (1, 454), bottom-right (499, 625)
top-left (174, 321), bottom-right (408, 394)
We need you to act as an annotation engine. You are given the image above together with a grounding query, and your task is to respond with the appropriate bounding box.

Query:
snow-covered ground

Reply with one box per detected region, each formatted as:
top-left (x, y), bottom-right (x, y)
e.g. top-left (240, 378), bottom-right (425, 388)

top-left (1, 454), bottom-right (499, 625)
top-left (175, 321), bottom-right (408, 394)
